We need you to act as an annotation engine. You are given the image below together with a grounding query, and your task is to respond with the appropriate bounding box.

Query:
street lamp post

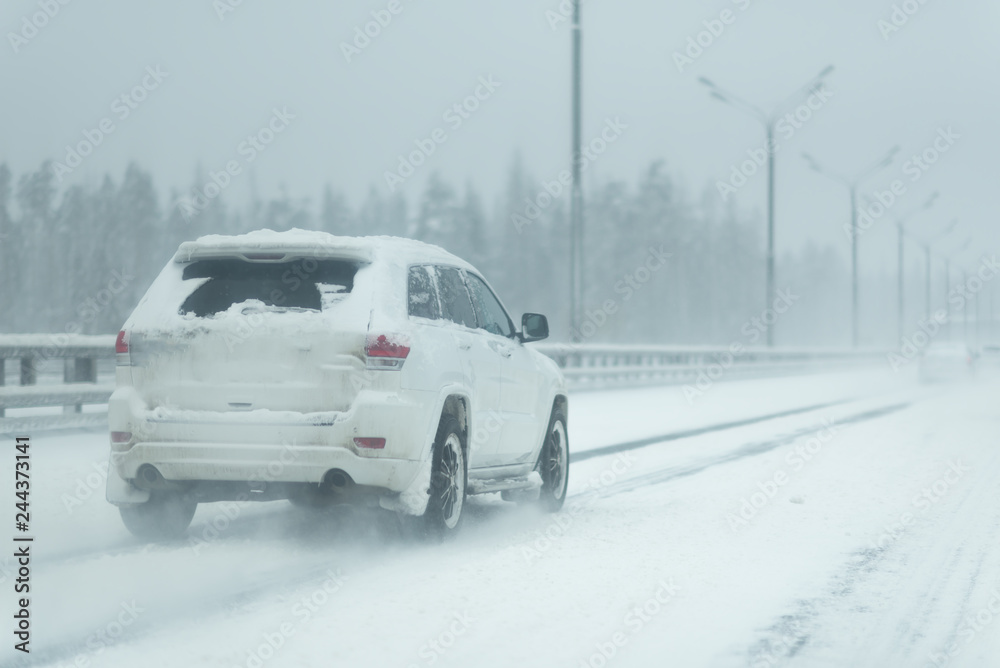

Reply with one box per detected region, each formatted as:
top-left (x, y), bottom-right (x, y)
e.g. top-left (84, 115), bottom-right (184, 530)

top-left (569, 0), bottom-right (583, 341)
top-left (918, 217), bottom-right (959, 323)
top-left (942, 237), bottom-right (972, 342)
top-left (802, 146), bottom-right (900, 347)
top-left (698, 66), bottom-right (834, 347)
top-left (894, 192), bottom-right (938, 342)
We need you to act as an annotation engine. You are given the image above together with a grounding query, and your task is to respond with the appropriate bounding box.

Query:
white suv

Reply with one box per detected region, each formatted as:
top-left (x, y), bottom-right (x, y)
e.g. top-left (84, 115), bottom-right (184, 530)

top-left (106, 230), bottom-right (569, 539)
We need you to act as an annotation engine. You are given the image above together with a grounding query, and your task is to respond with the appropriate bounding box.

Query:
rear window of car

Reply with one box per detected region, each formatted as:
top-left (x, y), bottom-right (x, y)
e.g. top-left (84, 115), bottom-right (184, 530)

top-left (179, 257), bottom-right (359, 317)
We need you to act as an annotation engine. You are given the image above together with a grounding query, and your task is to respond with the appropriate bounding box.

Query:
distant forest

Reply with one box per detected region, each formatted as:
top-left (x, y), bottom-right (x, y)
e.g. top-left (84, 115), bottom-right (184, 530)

top-left (0, 158), bottom-right (866, 345)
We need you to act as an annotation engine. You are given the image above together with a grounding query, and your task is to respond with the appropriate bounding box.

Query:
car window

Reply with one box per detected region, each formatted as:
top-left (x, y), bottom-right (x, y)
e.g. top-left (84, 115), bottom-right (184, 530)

top-left (466, 273), bottom-right (514, 338)
top-left (407, 265), bottom-right (441, 320)
top-left (179, 258), bottom-right (357, 317)
top-left (436, 266), bottom-right (477, 328)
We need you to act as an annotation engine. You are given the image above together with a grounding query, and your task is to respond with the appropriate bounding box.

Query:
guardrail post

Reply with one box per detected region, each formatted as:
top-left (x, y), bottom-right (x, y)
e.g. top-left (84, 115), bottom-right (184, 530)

top-left (63, 356), bottom-right (97, 414)
top-left (20, 356), bottom-right (36, 386)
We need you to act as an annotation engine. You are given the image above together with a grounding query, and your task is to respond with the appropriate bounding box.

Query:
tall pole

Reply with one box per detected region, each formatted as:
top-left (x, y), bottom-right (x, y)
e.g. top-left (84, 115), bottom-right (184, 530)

top-left (897, 223), bottom-right (905, 342)
top-left (802, 146), bottom-right (897, 348)
top-left (700, 66), bottom-right (833, 348)
top-left (569, 0), bottom-right (583, 341)
top-left (766, 125), bottom-right (775, 347)
top-left (893, 192), bottom-right (937, 341)
top-left (850, 187), bottom-right (859, 347)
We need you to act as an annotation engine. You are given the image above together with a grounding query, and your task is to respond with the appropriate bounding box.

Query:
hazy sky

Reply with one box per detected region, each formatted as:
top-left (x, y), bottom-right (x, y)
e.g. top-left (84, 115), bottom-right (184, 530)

top-left (2, 0), bottom-right (997, 270)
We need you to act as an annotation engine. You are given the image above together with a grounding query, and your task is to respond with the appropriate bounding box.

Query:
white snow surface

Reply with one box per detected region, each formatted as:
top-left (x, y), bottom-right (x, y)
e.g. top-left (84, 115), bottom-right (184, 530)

top-left (175, 228), bottom-right (474, 270)
top-left (4, 366), bottom-right (1000, 668)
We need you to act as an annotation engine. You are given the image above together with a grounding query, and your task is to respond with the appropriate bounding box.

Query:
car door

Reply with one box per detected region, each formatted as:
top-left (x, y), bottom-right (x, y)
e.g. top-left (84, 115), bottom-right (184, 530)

top-left (434, 266), bottom-right (505, 468)
top-left (464, 273), bottom-right (544, 465)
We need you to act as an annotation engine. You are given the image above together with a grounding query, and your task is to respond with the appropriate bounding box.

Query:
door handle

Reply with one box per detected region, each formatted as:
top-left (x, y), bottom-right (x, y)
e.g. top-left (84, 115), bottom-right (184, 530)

top-left (489, 341), bottom-right (512, 358)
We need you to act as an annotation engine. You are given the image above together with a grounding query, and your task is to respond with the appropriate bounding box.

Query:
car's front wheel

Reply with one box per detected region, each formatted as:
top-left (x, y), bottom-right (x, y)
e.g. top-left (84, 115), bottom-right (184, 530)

top-left (537, 409), bottom-right (569, 512)
top-left (119, 491), bottom-right (197, 541)
top-left (421, 415), bottom-right (467, 538)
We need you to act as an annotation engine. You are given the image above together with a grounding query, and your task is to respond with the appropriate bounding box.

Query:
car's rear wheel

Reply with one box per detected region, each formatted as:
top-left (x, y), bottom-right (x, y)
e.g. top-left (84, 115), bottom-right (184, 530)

top-left (119, 491), bottom-right (197, 541)
top-left (537, 409), bottom-right (569, 512)
top-left (422, 416), bottom-right (467, 537)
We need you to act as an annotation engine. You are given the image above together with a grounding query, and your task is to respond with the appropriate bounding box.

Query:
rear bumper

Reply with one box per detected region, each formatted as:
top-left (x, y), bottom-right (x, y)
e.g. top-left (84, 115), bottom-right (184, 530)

top-left (106, 386), bottom-right (438, 506)
top-left (110, 441), bottom-right (423, 490)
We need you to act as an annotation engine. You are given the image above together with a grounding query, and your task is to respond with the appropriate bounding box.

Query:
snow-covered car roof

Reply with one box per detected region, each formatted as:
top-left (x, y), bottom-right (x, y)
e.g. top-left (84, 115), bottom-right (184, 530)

top-left (174, 228), bottom-right (475, 271)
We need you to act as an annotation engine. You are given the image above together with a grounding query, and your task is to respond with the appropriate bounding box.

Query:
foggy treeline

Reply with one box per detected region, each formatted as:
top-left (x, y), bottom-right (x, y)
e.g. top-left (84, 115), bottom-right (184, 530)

top-left (0, 157), bottom-right (868, 345)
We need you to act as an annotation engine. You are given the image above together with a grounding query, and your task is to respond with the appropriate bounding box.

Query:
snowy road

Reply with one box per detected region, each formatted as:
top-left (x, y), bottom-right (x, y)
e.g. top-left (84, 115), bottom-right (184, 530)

top-left (3, 367), bottom-right (999, 668)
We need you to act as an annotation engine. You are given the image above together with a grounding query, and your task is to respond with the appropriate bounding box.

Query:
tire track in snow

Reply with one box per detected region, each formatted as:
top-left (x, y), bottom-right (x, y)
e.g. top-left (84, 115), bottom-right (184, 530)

top-left (572, 402), bottom-right (912, 501)
top-left (742, 450), bottom-right (1000, 667)
top-left (572, 399), bottom-right (854, 463)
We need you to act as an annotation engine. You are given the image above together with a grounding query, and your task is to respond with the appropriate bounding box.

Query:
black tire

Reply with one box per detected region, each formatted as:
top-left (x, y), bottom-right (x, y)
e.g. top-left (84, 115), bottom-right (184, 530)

top-left (119, 491), bottom-right (197, 541)
top-left (536, 408), bottom-right (569, 512)
top-left (421, 415), bottom-right (467, 538)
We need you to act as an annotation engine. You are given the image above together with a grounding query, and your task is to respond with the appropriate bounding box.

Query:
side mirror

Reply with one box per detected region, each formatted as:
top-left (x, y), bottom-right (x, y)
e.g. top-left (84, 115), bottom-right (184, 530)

top-left (521, 313), bottom-right (549, 343)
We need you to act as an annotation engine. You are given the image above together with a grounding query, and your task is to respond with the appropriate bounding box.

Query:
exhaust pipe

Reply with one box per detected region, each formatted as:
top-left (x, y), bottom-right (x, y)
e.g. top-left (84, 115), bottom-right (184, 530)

top-left (323, 469), bottom-right (352, 490)
top-left (136, 464), bottom-right (169, 490)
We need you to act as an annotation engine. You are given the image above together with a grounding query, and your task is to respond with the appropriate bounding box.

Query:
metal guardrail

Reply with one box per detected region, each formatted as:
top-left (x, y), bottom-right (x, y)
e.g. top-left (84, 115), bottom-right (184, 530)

top-left (532, 343), bottom-right (887, 389)
top-left (0, 335), bottom-right (884, 434)
top-left (0, 334), bottom-right (116, 434)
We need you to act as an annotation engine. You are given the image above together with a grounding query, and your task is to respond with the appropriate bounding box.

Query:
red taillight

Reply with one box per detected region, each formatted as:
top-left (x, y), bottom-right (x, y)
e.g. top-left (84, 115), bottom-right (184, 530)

top-left (353, 437), bottom-right (386, 450)
top-left (365, 334), bottom-right (409, 370)
top-left (115, 330), bottom-right (129, 354)
top-left (115, 330), bottom-right (131, 366)
top-left (111, 431), bottom-right (133, 444)
top-left (366, 334), bottom-right (410, 358)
